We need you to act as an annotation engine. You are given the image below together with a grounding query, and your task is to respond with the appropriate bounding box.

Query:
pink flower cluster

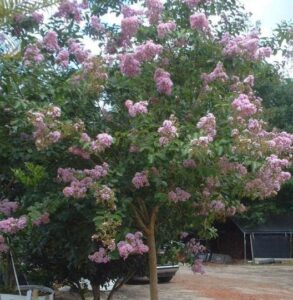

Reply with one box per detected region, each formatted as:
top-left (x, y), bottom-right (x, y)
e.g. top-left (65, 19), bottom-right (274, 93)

top-left (125, 100), bottom-right (148, 117)
top-left (56, 49), bottom-right (69, 68)
top-left (121, 5), bottom-right (143, 17)
top-left (232, 94), bottom-right (257, 117)
top-left (157, 22), bottom-right (176, 38)
top-left (146, 0), bottom-right (164, 24)
top-left (42, 31), bottom-right (60, 52)
top-left (121, 16), bottom-right (140, 41)
top-left (168, 187), bottom-right (191, 202)
top-left (197, 113), bottom-right (216, 140)
top-left (243, 75), bottom-right (254, 86)
top-left (221, 32), bottom-right (272, 60)
top-left (201, 62), bottom-right (228, 89)
top-left (154, 68), bottom-right (173, 95)
top-left (68, 39), bottom-right (91, 64)
top-left (268, 132), bottom-right (293, 155)
top-left (23, 44), bottom-right (44, 65)
top-left (0, 217), bottom-right (27, 234)
top-left (210, 200), bottom-right (225, 212)
top-left (33, 213), bottom-right (50, 226)
top-left (186, 238), bottom-right (206, 255)
top-left (29, 107), bottom-right (62, 150)
top-left (68, 146), bottom-right (90, 159)
top-left (88, 247), bottom-right (110, 263)
top-left (91, 133), bottom-right (113, 152)
top-left (184, 0), bottom-right (210, 8)
top-left (135, 40), bottom-right (163, 62)
top-left (158, 119), bottom-right (178, 146)
top-left (218, 157), bottom-right (247, 177)
top-left (190, 13), bottom-right (210, 32)
top-left (95, 185), bottom-right (115, 208)
top-left (182, 159), bottom-right (196, 169)
top-left (120, 54), bottom-right (141, 77)
top-left (119, 41), bottom-right (163, 77)
top-left (0, 199), bottom-right (18, 216)
top-left (31, 12), bottom-right (44, 24)
top-left (245, 155), bottom-right (291, 199)
top-left (58, 163), bottom-right (109, 199)
top-left (0, 235), bottom-right (8, 253)
top-left (132, 171), bottom-right (149, 189)
top-left (117, 232), bottom-right (149, 260)
top-left (91, 16), bottom-right (103, 31)
top-left (55, 0), bottom-right (83, 22)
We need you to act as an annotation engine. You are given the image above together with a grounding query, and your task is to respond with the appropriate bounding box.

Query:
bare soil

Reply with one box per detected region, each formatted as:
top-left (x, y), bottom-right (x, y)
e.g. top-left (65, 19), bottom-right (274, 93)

top-left (99, 263), bottom-right (293, 300)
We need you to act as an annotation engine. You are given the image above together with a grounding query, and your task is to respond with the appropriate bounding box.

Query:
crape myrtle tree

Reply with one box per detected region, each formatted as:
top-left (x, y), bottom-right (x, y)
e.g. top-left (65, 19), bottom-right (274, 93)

top-left (0, 1), bottom-right (293, 300)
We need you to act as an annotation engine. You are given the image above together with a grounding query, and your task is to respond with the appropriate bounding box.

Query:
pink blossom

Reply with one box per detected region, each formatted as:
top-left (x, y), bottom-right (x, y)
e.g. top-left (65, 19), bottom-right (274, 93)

top-left (31, 12), bottom-right (44, 24)
top-left (121, 16), bottom-right (140, 41)
top-left (0, 216), bottom-right (27, 234)
top-left (232, 94), bottom-right (257, 117)
top-left (168, 187), bottom-right (191, 202)
top-left (157, 22), bottom-right (176, 38)
top-left (68, 147), bottom-right (90, 159)
top-left (23, 44), bottom-right (44, 65)
top-left (245, 155), bottom-right (291, 199)
top-left (154, 68), bottom-right (173, 95)
top-left (0, 199), bottom-right (18, 216)
top-left (80, 132), bottom-right (91, 143)
top-left (95, 186), bottom-right (114, 202)
top-left (91, 133), bottom-right (113, 152)
top-left (33, 213), bottom-right (50, 226)
top-left (46, 106), bottom-right (61, 118)
top-left (158, 119), bottom-right (178, 145)
top-left (84, 163), bottom-right (109, 180)
top-left (197, 113), bottom-right (216, 141)
top-left (121, 5), bottom-right (143, 17)
top-left (184, 0), bottom-right (211, 8)
top-left (190, 13), bottom-right (210, 32)
top-left (221, 32), bottom-right (272, 61)
top-left (56, 49), bottom-right (69, 68)
top-left (68, 39), bottom-right (90, 64)
top-left (201, 62), bottom-right (228, 89)
top-left (134, 40), bottom-right (163, 62)
top-left (48, 131), bottom-right (61, 143)
top-left (125, 100), bottom-right (148, 117)
top-left (55, 0), bottom-right (83, 22)
top-left (119, 54), bottom-right (141, 77)
top-left (89, 247), bottom-right (110, 263)
top-left (183, 159), bottom-right (196, 169)
top-left (91, 16), bottom-right (103, 31)
top-left (210, 200), bottom-right (225, 212)
top-left (146, 0), bottom-right (164, 24)
top-left (243, 75), bottom-right (254, 86)
top-left (132, 171), bottom-right (149, 189)
top-left (42, 31), bottom-right (60, 52)
top-left (117, 232), bottom-right (149, 259)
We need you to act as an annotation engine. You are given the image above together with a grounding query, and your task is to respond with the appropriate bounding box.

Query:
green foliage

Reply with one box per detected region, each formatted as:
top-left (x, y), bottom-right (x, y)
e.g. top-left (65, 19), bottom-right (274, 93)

top-left (12, 162), bottom-right (45, 187)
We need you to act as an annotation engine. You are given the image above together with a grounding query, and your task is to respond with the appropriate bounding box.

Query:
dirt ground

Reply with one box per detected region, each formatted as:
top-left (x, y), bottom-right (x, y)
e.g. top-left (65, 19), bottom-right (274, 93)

top-left (101, 263), bottom-right (293, 300)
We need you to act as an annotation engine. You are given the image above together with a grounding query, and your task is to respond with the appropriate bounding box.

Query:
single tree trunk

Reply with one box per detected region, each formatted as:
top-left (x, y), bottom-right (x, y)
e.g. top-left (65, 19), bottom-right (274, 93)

top-left (146, 206), bottom-right (159, 300)
top-left (147, 225), bottom-right (158, 300)
top-left (132, 203), bottom-right (160, 300)
top-left (92, 283), bottom-right (100, 300)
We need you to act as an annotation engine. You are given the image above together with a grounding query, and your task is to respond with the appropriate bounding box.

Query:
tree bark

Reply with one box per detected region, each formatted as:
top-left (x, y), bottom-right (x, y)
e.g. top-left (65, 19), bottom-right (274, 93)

top-left (146, 206), bottom-right (159, 300)
top-left (91, 283), bottom-right (100, 300)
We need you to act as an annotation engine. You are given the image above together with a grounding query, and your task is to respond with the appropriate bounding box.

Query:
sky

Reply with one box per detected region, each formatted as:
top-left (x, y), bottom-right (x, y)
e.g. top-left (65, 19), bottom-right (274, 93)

top-left (241, 0), bottom-right (293, 35)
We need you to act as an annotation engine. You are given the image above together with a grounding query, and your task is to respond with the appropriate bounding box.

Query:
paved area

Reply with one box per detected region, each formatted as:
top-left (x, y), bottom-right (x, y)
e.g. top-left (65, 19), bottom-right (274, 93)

top-left (100, 263), bottom-right (293, 300)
